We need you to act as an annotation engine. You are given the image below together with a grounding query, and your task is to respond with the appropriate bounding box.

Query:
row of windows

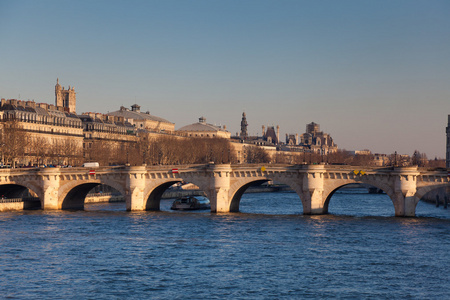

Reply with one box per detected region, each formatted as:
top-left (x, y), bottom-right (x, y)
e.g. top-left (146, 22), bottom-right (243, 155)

top-left (188, 133), bottom-right (216, 137)
top-left (84, 123), bottom-right (134, 135)
top-left (3, 112), bottom-right (82, 128)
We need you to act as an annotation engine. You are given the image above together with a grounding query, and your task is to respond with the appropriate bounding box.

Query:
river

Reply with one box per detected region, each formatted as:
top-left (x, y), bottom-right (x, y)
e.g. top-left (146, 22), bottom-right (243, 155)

top-left (1, 189), bottom-right (449, 299)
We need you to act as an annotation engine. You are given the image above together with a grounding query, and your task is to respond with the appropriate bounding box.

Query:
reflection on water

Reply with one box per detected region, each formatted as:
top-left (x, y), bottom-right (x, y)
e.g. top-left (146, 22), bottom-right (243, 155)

top-left (0, 189), bottom-right (449, 299)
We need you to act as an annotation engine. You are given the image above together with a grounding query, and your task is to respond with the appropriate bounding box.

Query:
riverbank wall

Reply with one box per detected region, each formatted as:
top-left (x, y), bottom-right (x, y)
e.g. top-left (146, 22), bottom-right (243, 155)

top-left (0, 198), bottom-right (40, 212)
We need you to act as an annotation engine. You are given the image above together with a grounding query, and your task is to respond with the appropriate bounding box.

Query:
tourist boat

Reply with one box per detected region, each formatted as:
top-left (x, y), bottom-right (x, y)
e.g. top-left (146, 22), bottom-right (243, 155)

top-left (170, 196), bottom-right (211, 211)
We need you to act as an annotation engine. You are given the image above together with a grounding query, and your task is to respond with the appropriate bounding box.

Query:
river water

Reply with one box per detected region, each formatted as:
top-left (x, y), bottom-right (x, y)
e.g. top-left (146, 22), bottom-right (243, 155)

top-left (1, 189), bottom-right (449, 299)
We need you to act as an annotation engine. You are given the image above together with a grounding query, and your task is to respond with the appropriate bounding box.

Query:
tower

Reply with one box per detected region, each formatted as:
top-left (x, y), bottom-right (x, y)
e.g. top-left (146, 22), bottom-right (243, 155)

top-left (276, 125), bottom-right (280, 144)
top-left (306, 122), bottom-right (320, 135)
top-left (447, 115), bottom-right (450, 168)
top-left (55, 78), bottom-right (76, 113)
top-left (240, 112), bottom-right (248, 140)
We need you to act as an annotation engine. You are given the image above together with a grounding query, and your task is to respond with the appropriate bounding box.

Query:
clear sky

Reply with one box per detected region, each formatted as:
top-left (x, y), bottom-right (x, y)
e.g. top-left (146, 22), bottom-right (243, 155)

top-left (1, 0), bottom-right (449, 158)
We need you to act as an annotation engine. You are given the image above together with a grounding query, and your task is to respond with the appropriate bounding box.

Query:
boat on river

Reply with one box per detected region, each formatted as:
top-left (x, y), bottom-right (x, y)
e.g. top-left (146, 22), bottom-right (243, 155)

top-left (170, 196), bottom-right (210, 211)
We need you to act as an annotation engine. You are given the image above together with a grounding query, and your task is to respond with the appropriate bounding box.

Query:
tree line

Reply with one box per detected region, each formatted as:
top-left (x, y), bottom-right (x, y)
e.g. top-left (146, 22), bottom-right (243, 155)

top-left (0, 119), bottom-right (445, 168)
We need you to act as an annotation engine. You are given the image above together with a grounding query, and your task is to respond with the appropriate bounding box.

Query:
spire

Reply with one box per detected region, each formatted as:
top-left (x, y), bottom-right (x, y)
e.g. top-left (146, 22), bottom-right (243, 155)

top-left (240, 111), bottom-right (248, 139)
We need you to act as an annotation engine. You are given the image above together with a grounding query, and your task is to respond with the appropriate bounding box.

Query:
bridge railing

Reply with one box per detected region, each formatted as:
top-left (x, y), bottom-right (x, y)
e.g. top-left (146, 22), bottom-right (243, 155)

top-left (0, 197), bottom-right (40, 203)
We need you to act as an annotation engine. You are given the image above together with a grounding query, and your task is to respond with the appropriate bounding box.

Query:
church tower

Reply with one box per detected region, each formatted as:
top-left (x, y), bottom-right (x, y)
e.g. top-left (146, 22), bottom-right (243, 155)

top-left (55, 78), bottom-right (76, 113)
top-left (240, 112), bottom-right (248, 140)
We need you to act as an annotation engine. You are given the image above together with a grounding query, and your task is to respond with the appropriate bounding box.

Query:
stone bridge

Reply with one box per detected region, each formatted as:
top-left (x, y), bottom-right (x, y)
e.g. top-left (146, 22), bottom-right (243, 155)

top-left (0, 164), bottom-right (448, 217)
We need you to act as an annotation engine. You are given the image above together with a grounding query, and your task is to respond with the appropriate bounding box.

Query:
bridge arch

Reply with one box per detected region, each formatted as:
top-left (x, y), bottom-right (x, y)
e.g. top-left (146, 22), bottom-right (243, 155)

top-left (143, 180), bottom-right (182, 211)
top-left (323, 180), bottom-right (395, 215)
top-left (142, 175), bottom-right (212, 211)
top-left (228, 177), bottom-right (304, 213)
top-left (58, 179), bottom-right (126, 210)
top-left (0, 182), bottom-right (43, 208)
top-left (415, 184), bottom-right (448, 202)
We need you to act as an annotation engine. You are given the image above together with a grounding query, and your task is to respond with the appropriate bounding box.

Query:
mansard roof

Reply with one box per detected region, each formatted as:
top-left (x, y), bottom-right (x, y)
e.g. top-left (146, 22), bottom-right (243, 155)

top-left (107, 106), bottom-right (173, 124)
top-left (0, 101), bottom-right (80, 120)
top-left (79, 114), bottom-right (134, 128)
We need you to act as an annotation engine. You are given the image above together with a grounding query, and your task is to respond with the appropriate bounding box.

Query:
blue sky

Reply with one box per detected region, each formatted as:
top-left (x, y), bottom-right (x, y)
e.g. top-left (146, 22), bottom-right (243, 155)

top-left (1, 0), bottom-right (449, 158)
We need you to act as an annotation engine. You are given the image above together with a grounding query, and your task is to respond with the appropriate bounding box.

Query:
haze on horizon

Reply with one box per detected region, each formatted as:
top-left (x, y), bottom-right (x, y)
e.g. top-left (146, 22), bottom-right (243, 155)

top-left (1, 0), bottom-right (449, 159)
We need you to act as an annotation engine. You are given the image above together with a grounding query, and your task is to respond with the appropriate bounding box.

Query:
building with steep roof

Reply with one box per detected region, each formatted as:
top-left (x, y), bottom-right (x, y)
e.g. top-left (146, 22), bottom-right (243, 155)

top-left (262, 125), bottom-right (280, 144)
top-left (107, 104), bottom-right (174, 133)
top-left (177, 117), bottom-right (230, 139)
top-left (0, 98), bottom-right (84, 166)
top-left (300, 122), bottom-right (337, 154)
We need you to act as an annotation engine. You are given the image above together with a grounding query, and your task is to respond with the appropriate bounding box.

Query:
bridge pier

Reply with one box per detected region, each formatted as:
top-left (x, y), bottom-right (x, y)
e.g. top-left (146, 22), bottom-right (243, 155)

top-left (302, 165), bottom-right (327, 215)
top-left (208, 164), bottom-right (232, 213)
top-left (40, 168), bottom-right (61, 210)
top-left (125, 166), bottom-right (147, 211)
top-left (393, 167), bottom-right (419, 217)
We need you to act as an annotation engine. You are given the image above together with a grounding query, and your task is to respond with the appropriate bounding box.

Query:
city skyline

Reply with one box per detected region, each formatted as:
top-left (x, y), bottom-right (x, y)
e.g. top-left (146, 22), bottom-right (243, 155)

top-left (1, 1), bottom-right (449, 158)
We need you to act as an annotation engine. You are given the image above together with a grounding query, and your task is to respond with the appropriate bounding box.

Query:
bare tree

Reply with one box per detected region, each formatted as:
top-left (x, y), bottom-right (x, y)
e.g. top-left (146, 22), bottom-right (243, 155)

top-left (31, 137), bottom-right (50, 166)
top-left (245, 146), bottom-right (270, 164)
top-left (1, 118), bottom-right (28, 167)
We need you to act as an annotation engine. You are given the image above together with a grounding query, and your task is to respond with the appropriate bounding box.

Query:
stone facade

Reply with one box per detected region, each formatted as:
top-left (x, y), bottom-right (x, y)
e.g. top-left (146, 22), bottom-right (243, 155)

top-left (0, 98), bottom-right (84, 165)
top-left (79, 112), bottom-right (138, 161)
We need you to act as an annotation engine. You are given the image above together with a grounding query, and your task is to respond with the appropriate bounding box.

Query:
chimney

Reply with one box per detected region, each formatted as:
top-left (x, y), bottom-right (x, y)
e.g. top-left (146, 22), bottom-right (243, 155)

top-left (131, 104), bottom-right (140, 112)
top-left (26, 101), bottom-right (36, 109)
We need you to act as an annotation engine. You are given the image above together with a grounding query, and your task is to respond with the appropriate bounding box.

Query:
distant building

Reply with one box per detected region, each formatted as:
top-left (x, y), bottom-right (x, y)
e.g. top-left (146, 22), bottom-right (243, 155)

top-left (0, 98), bottom-right (84, 166)
top-left (177, 117), bottom-right (230, 139)
top-left (351, 150), bottom-right (372, 156)
top-left (0, 80), bottom-right (153, 166)
top-left (107, 104), bottom-right (174, 133)
top-left (373, 153), bottom-right (390, 167)
top-left (285, 134), bottom-right (299, 145)
top-left (262, 125), bottom-right (280, 144)
top-left (299, 122), bottom-right (337, 154)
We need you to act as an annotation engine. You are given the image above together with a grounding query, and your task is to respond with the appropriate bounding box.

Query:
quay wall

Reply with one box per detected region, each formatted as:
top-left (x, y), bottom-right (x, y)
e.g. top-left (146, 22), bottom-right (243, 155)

top-left (0, 198), bottom-right (40, 212)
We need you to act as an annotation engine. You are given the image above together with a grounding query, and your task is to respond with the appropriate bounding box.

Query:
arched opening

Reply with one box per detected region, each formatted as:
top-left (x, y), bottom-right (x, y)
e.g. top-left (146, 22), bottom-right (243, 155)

top-left (146, 181), bottom-right (181, 211)
top-left (62, 183), bottom-right (124, 210)
top-left (325, 183), bottom-right (393, 217)
top-left (231, 180), bottom-right (303, 214)
top-left (0, 184), bottom-right (41, 210)
top-left (145, 179), bottom-right (209, 212)
top-left (416, 186), bottom-right (450, 218)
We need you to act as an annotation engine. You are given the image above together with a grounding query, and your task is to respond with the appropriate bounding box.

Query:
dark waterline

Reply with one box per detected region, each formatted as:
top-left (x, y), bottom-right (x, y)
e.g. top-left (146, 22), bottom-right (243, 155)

top-left (1, 190), bottom-right (449, 299)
